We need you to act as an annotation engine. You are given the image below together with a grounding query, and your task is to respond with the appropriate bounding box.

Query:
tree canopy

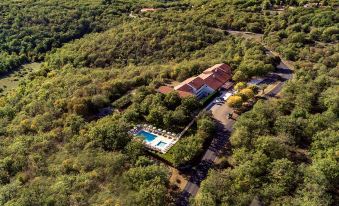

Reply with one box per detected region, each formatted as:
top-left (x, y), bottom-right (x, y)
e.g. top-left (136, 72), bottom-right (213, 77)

top-left (0, 0), bottom-right (338, 205)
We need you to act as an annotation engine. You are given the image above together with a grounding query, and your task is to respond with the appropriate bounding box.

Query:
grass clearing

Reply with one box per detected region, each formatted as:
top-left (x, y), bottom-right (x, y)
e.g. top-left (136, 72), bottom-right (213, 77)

top-left (0, 62), bottom-right (41, 95)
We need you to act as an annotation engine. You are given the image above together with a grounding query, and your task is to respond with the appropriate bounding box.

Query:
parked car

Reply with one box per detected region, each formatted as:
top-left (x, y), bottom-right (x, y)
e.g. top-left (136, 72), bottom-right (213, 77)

top-left (215, 98), bottom-right (224, 104)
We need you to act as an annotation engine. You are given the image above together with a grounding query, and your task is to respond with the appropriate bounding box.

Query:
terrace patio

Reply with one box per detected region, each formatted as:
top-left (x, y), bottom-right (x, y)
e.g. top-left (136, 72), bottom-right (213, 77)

top-left (129, 124), bottom-right (180, 153)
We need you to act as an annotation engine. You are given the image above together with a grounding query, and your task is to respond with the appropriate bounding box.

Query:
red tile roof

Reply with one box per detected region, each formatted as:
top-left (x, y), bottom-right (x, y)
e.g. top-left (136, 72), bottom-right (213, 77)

top-left (203, 75), bottom-right (224, 90)
top-left (177, 91), bottom-right (194, 98)
top-left (175, 77), bottom-right (195, 90)
top-left (174, 77), bottom-right (200, 92)
top-left (203, 63), bottom-right (232, 74)
top-left (199, 63), bottom-right (232, 90)
top-left (189, 77), bottom-right (205, 90)
top-left (176, 84), bottom-right (194, 93)
top-left (175, 76), bottom-right (205, 91)
top-left (158, 86), bottom-right (174, 94)
top-left (159, 63), bottom-right (232, 97)
top-left (158, 85), bottom-right (193, 98)
top-left (222, 81), bottom-right (234, 89)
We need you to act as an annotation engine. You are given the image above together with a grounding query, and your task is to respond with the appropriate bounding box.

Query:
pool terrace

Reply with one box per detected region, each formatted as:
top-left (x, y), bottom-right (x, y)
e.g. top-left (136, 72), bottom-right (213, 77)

top-left (129, 124), bottom-right (180, 153)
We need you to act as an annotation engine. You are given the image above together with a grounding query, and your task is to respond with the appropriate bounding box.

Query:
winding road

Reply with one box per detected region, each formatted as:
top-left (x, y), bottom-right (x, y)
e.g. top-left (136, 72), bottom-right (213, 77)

top-left (177, 31), bottom-right (294, 206)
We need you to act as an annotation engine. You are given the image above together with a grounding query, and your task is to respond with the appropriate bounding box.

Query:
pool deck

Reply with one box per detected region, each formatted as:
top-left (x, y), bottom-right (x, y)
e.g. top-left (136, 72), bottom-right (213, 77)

top-left (132, 128), bottom-right (179, 153)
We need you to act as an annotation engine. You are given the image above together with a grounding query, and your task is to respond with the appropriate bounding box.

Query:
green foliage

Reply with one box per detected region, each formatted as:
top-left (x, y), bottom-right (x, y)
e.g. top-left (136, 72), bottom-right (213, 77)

top-left (234, 82), bottom-right (247, 91)
top-left (238, 88), bottom-right (255, 101)
top-left (123, 165), bottom-right (168, 190)
top-left (126, 91), bottom-right (199, 131)
top-left (0, 52), bottom-right (27, 73)
top-left (88, 117), bottom-right (130, 151)
top-left (200, 91), bottom-right (218, 106)
top-left (197, 42), bottom-right (338, 205)
top-left (0, 0), bottom-right (138, 73)
top-left (166, 114), bottom-right (216, 166)
top-left (264, 7), bottom-right (338, 60)
top-left (0, 0), bottom-right (337, 205)
top-left (227, 95), bottom-right (243, 108)
top-left (46, 20), bottom-right (225, 69)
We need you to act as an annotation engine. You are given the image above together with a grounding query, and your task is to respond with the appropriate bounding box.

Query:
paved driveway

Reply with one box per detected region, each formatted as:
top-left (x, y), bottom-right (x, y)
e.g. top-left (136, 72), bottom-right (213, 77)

top-left (178, 98), bottom-right (236, 204)
top-left (210, 101), bottom-right (237, 127)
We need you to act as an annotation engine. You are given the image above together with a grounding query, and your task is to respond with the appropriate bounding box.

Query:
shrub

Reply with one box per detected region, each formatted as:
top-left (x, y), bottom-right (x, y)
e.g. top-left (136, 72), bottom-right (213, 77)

top-left (227, 96), bottom-right (243, 108)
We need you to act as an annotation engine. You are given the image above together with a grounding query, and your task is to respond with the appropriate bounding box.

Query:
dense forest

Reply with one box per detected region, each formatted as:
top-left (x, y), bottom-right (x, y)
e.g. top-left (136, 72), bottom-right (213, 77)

top-left (0, 0), bottom-right (166, 73)
top-left (0, 0), bottom-right (338, 205)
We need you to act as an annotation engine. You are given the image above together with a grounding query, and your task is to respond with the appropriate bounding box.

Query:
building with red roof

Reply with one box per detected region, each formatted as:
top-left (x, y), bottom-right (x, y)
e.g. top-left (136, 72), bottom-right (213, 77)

top-left (157, 86), bottom-right (193, 98)
top-left (158, 63), bottom-right (232, 99)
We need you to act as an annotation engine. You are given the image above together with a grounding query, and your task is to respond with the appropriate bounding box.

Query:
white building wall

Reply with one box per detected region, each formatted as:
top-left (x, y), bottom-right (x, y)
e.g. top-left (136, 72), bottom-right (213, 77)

top-left (196, 85), bottom-right (215, 99)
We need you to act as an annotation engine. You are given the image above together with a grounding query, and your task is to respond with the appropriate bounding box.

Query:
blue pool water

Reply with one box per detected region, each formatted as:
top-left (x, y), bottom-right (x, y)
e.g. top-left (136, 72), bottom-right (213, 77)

top-left (136, 130), bottom-right (157, 143)
top-left (156, 141), bottom-right (167, 148)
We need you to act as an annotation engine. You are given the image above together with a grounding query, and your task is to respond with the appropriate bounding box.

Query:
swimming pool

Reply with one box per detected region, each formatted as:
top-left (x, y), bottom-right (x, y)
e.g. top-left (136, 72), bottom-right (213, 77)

top-left (136, 130), bottom-right (157, 143)
top-left (156, 141), bottom-right (168, 148)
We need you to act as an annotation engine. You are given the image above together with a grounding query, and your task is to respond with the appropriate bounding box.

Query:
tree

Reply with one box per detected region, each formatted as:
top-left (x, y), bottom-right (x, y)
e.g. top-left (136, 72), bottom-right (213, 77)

top-left (234, 82), bottom-right (247, 91)
top-left (0, 168), bottom-right (10, 184)
top-left (170, 134), bottom-right (204, 166)
top-left (102, 0), bottom-right (114, 5)
top-left (67, 97), bottom-right (89, 115)
top-left (89, 118), bottom-right (130, 151)
top-left (130, 177), bottom-right (167, 206)
top-left (163, 111), bottom-right (174, 128)
top-left (64, 114), bottom-right (85, 135)
top-left (135, 156), bottom-right (153, 167)
top-left (146, 106), bottom-right (166, 126)
top-left (124, 141), bottom-right (144, 163)
top-left (288, 32), bottom-right (306, 44)
top-left (309, 28), bottom-right (322, 41)
top-left (123, 105), bottom-right (141, 123)
top-left (197, 114), bottom-right (216, 135)
top-left (322, 26), bottom-right (339, 42)
top-left (259, 84), bottom-right (268, 94)
top-left (319, 86), bottom-right (339, 114)
top-left (230, 126), bottom-right (252, 148)
top-left (123, 165), bottom-right (168, 190)
top-left (239, 88), bottom-right (255, 100)
top-left (233, 70), bottom-right (248, 82)
top-left (227, 96), bottom-right (243, 108)
top-left (181, 96), bottom-right (200, 112)
top-left (171, 107), bottom-right (189, 126)
top-left (261, 0), bottom-right (272, 10)
top-left (254, 135), bottom-right (289, 159)
top-left (91, 94), bottom-right (109, 108)
top-left (260, 159), bottom-right (298, 202)
top-left (164, 91), bottom-right (181, 110)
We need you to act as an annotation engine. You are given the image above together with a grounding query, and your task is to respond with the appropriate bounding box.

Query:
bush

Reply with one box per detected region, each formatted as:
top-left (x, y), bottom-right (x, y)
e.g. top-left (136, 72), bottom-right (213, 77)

top-left (227, 96), bottom-right (243, 108)
top-left (234, 82), bottom-right (247, 91)
top-left (239, 88), bottom-right (255, 100)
